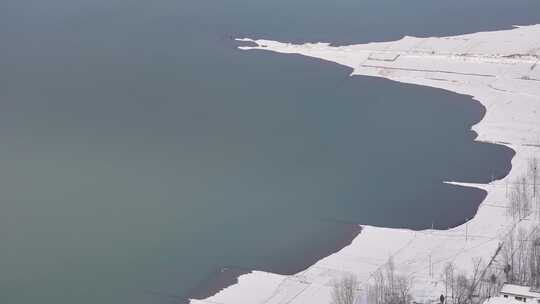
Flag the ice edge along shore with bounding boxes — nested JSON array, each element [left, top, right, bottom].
[[191, 25, 540, 304]]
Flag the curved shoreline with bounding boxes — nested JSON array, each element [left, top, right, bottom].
[[190, 25, 540, 303], [186, 185, 494, 303], [187, 224, 362, 302], [183, 68, 512, 304]]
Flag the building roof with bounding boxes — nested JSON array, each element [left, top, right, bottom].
[[485, 296, 526, 304], [500, 284, 540, 298]]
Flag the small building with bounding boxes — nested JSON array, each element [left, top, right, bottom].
[[500, 284, 540, 303]]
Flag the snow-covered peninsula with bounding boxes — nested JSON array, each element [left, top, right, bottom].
[[191, 25, 540, 304]]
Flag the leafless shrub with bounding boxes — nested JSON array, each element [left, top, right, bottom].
[[507, 176, 532, 220], [452, 272, 470, 304], [442, 257, 502, 304], [528, 157, 539, 219], [529, 157, 538, 199], [331, 274, 359, 304], [442, 262, 456, 301], [368, 257, 412, 304]]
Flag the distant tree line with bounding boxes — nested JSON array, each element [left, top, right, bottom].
[[507, 157, 539, 220], [502, 157, 540, 288], [367, 258, 413, 304], [501, 225, 540, 289]]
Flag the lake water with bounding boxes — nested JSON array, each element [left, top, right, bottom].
[[1, 0, 539, 303]]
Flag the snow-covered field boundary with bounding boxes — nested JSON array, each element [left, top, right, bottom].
[[191, 25, 540, 304]]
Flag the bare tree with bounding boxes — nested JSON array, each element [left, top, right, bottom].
[[386, 257, 396, 299], [531, 235, 540, 289], [331, 274, 359, 304], [528, 157, 540, 220], [520, 177, 532, 218], [394, 275, 413, 304], [442, 262, 455, 302], [370, 269, 386, 304], [454, 273, 470, 304], [466, 257, 486, 303], [499, 225, 540, 287], [516, 227, 530, 284], [440, 255, 507, 304], [368, 258, 413, 304], [526, 226, 540, 289], [507, 183, 522, 220], [507, 176, 533, 220], [502, 228, 517, 283], [529, 157, 538, 199], [485, 273, 500, 298]]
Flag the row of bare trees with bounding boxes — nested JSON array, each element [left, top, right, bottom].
[[441, 258, 497, 304], [501, 225, 540, 289], [367, 258, 413, 304], [329, 229, 540, 304], [501, 157, 540, 287], [530, 157, 538, 200], [507, 158, 539, 220], [331, 275, 359, 304], [330, 258, 413, 304]]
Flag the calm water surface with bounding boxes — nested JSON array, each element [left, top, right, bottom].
[[1, 0, 539, 303]]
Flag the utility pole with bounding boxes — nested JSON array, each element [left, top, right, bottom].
[[429, 254, 432, 278], [533, 159, 537, 198], [465, 219, 469, 242]]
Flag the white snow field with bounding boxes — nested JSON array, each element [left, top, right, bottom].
[[191, 25, 540, 304]]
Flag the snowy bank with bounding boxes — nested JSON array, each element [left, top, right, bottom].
[[191, 25, 540, 304]]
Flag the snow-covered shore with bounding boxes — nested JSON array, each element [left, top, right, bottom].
[[191, 25, 540, 304]]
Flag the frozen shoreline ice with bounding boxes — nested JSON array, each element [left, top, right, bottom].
[[191, 25, 540, 304]]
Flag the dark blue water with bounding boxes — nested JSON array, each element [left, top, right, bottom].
[[1, 0, 538, 303]]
